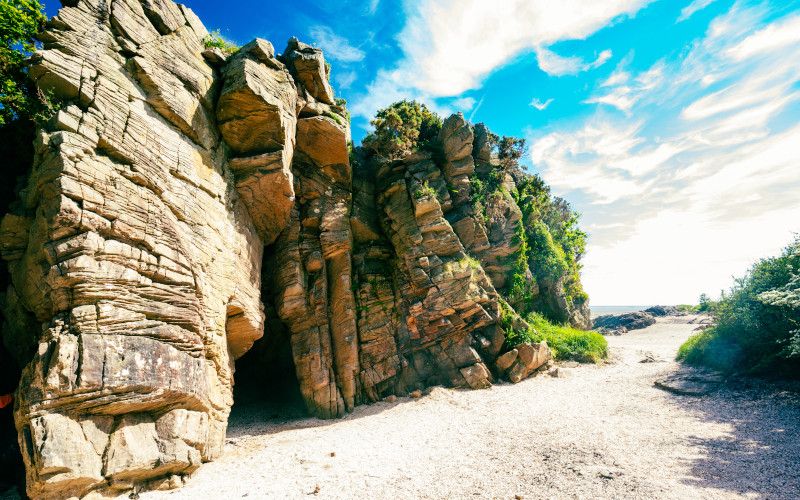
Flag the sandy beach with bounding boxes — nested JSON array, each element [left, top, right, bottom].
[[142, 315, 800, 499]]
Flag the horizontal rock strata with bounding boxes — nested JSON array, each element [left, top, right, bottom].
[[0, 0, 590, 497]]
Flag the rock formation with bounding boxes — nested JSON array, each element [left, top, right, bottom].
[[0, 1, 590, 497], [593, 311, 656, 333]]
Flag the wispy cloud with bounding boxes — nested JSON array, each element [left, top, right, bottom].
[[530, 98, 554, 110], [584, 63, 664, 112], [366, 0, 380, 15], [531, 3, 800, 304], [535, 47, 613, 76], [335, 70, 358, 90], [453, 97, 476, 110], [726, 13, 800, 60], [677, 0, 718, 22], [308, 25, 365, 62], [350, 0, 651, 119]]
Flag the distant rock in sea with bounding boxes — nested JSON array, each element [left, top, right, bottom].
[[644, 305, 680, 317], [592, 312, 656, 334]]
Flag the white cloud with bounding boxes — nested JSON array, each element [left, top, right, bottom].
[[350, 0, 650, 119], [681, 77, 788, 121], [335, 70, 358, 90], [677, 0, 717, 22], [530, 98, 554, 110], [535, 47, 613, 76], [593, 49, 614, 69], [585, 63, 664, 112], [308, 25, 365, 62], [402, 0, 643, 94], [532, 4, 800, 304], [535, 47, 586, 76], [726, 14, 800, 60], [601, 70, 630, 87], [582, 206, 800, 305], [584, 90, 636, 112], [531, 122, 653, 204], [453, 97, 476, 110]]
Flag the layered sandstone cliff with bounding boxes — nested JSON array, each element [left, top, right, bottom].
[[0, 1, 589, 497]]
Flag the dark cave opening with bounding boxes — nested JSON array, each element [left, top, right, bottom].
[[229, 307, 309, 426], [0, 335, 25, 498]]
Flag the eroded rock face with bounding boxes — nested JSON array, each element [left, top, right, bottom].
[[1, 1, 267, 497], [0, 1, 590, 496]]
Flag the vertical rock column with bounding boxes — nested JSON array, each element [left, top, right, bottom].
[[264, 39, 359, 418]]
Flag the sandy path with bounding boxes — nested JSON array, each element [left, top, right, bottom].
[[143, 315, 800, 499]]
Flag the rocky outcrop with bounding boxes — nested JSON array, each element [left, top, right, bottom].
[[0, 1, 591, 497], [593, 312, 656, 333], [1, 1, 269, 497], [644, 305, 680, 317], [495, 342, 553, 383]]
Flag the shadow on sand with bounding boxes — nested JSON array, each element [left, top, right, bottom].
[[226, 389, 423, 440], [663, 367, 800, 498]]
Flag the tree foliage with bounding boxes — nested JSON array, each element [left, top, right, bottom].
[[362, 100, 441, 158], [473, 131, 588, 321], [0, 0, 48, 125], [678, 237, 800, 378]]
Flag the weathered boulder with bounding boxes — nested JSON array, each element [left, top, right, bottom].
[[283, 37, 334, 105], [217, 48, 297, 156], [504, 342, 553, 383]]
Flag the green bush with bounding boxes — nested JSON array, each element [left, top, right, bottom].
[[525, 313, 608, 363], [678, 238, 800, 378], [500, 303, 607, 363], [362, 100, 442, 159], [0, 0, 58, 216], [203, 30, 239, 55], [528, 220, 569, 285]]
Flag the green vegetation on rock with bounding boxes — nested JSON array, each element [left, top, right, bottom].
[[473, 134, 587, 320], [203, 29, 240, 55], [526, 312, 607, 363], [500, 299, 607, 362], [362, 99, 441, 158], [678, 237, 800, 378]]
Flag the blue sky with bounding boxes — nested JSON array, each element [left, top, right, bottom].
[[45, 0, 800, 305]]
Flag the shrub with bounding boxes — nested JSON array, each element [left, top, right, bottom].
[[0, 0, 58, 216], [678, 237, 800, 378], [362, 100, 442, 159], [325, 111, 344, 127], [203, 30, 239, 55], [528, 220, 569, 284], [525, 313, 608, 363], [414, 180, 436, 199], [499, 300, 606, 363]]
